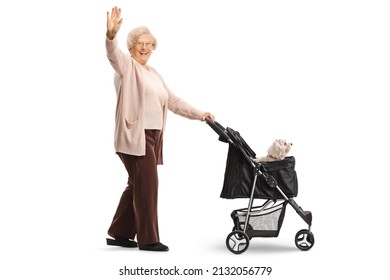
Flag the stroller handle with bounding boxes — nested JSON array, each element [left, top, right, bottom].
[[205, 117, 230, 143]]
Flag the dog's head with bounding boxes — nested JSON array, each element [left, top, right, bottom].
[[267, 139, 292, 160]]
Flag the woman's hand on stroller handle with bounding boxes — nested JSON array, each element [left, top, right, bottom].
[[201, 112, 215, 122]]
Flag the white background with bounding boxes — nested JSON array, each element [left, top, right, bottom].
[[1, 0, 389, 279]]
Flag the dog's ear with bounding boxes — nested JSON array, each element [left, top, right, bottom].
[[276, 142, 286, 159], [267, 140, 281, 159], [267, 140, 277, 155], [277, 139, 292, 158]]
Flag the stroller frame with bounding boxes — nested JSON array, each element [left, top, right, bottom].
[[206, 118, 314, 254]]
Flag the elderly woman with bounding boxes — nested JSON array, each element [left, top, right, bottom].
[[105, 7, 215, 252]]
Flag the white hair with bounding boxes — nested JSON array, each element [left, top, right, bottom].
[[126, 26, 158, 51]]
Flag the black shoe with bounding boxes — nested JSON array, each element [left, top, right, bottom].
[[106, 237, 138, 248], [139, 242, 169, 252]]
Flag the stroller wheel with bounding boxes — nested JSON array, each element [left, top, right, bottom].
[[232, 222, 253, 240], [226, 230, 250, 254], [295, 229, 315, 251]]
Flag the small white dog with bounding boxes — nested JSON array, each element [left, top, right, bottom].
[[256, 139, 292, 163]]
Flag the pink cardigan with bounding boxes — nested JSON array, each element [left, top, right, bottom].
[[106, 36, 205, 164]]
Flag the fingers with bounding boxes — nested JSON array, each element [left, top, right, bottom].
[[107, 6, 122, 21], [110, 6, 121, 20], [107, 7, 123, 29], [106, 7, 123, 39], [201, 112, 215, 122]]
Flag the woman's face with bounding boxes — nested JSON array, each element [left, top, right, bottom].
[[131, 34, 154, 65]]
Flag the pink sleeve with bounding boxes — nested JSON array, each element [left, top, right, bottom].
[[106, 36, 132, 75], [167, 90, 205, 120]]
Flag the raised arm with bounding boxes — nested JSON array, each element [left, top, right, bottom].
[[105, 7, 130, 75]]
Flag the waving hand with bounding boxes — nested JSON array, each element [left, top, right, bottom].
[[106, 7, 123, 40]]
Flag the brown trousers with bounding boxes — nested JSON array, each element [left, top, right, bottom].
[[108, 130, 162, 245]]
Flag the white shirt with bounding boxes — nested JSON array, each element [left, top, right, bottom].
[[142, 68, 169, 129]]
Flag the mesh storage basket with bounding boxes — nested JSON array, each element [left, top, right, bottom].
[[232, 202, 287, 237]]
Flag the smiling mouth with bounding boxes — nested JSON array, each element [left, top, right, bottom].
[[140, 51, 148, 56]]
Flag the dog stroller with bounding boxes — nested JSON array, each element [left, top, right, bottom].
[[206, 118, 314, 254]]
